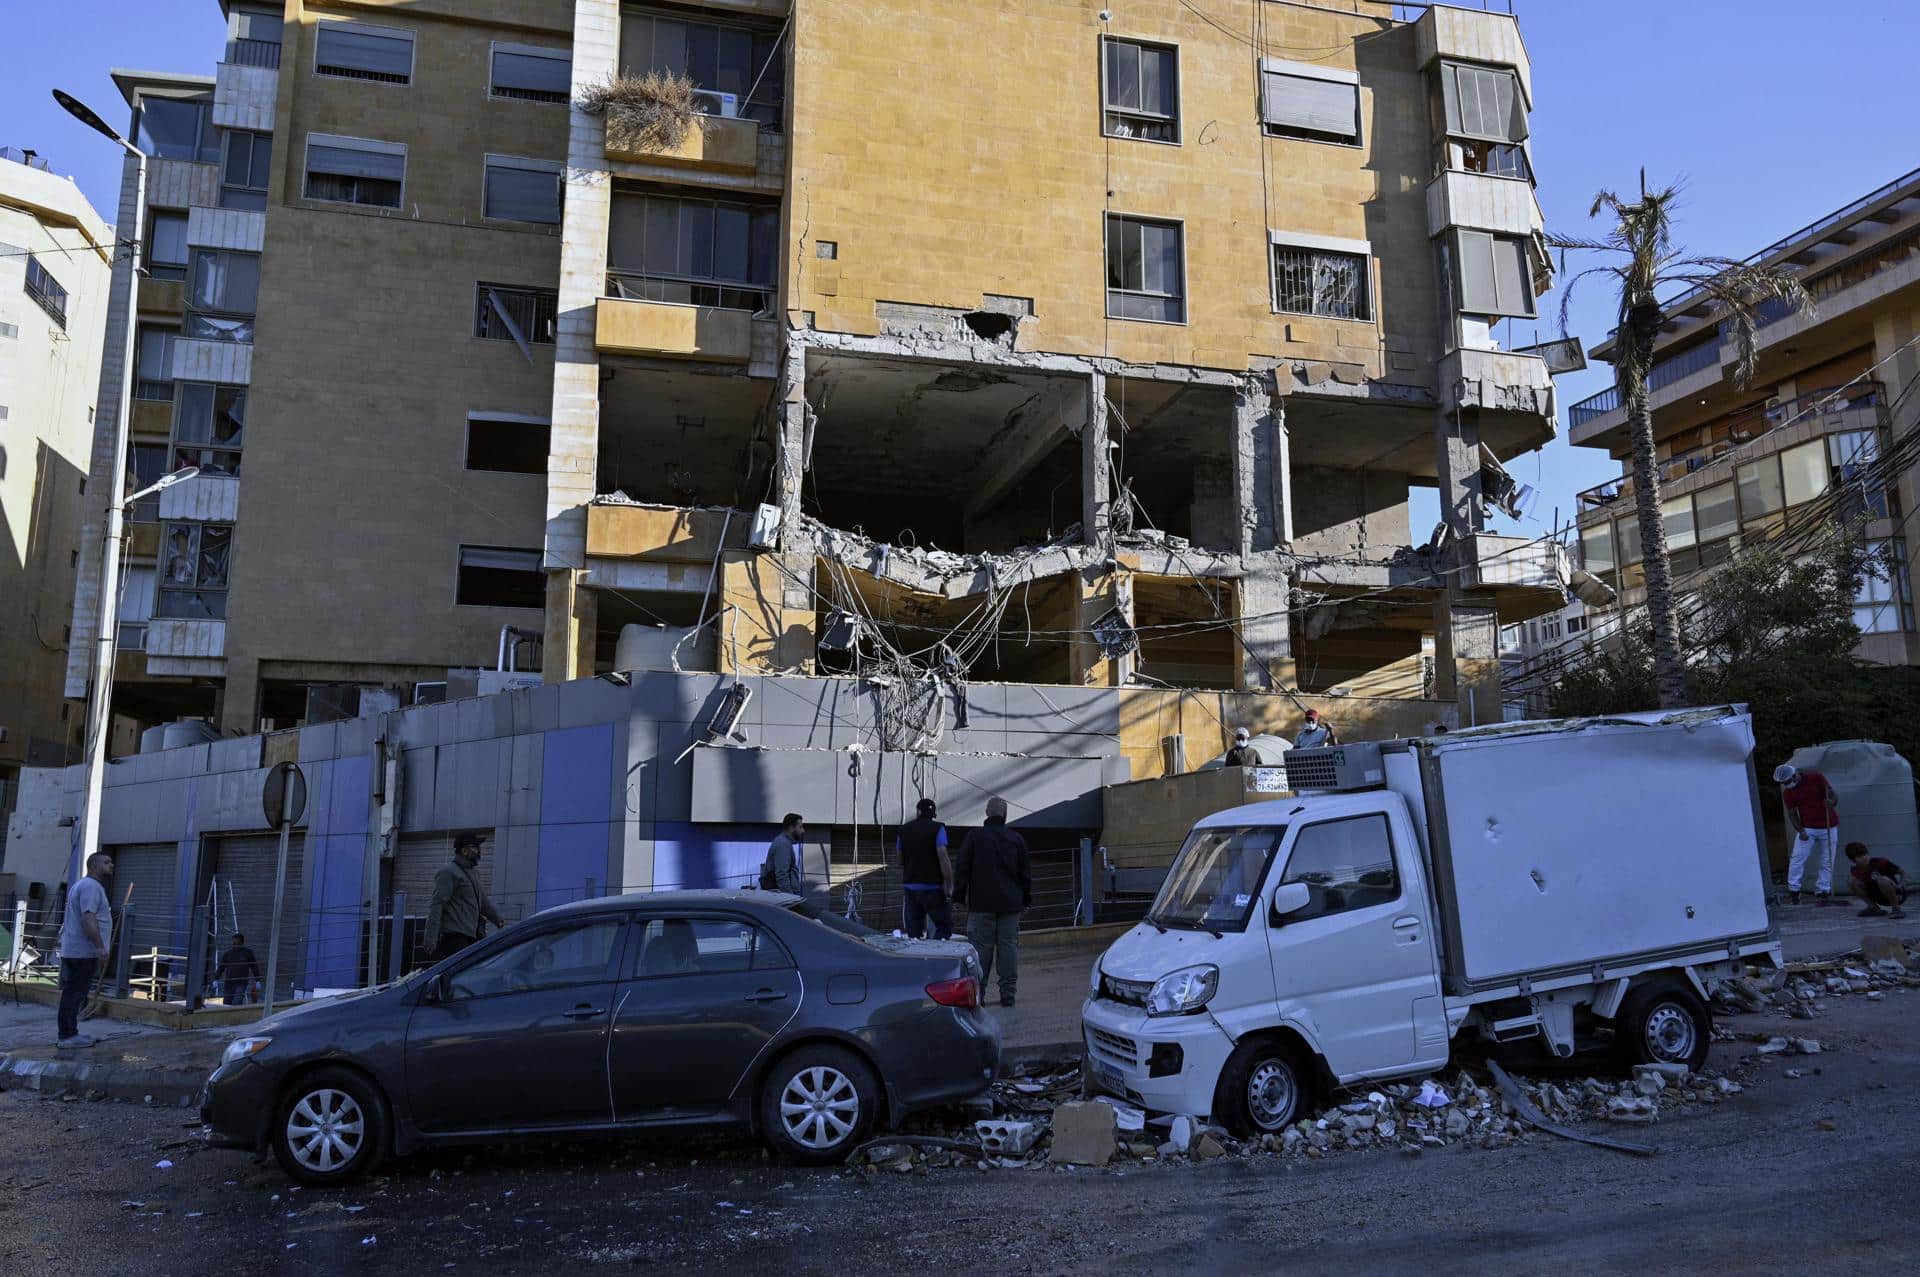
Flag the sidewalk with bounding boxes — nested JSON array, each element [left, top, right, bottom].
[[2, 908, 1909, 1109]]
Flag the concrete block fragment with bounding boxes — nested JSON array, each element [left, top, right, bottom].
[[975, 1120, 1038, 1156], [1048, 1102, 1116, 1166], [1860, 935, 1910, 965]]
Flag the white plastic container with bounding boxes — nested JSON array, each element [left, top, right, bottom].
[[1786, 740, 1919, 881]]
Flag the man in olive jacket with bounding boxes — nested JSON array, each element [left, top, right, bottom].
[[423, 832, 505, 963], [954, 796, 1031, 1007]]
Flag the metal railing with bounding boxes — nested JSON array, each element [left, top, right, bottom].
[[224, 37, 282, 69], [1569, 337, 1723, 427], [604, 269, 772, 315], [0, 146, 52, 172]]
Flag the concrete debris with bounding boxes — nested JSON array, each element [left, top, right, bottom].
[[1092, 1096, 1147, 1133], [1169, 1115, 1195, 1154], [1757, 1037, 1792, 1054], [1048, 1102, 1118, 1167], [1606, 1096, 1659, 1124], [1192, 1133, 1227, 1160], [974, 1120, 1038, 1156], [1859, 935, 1913, 966], [1790, 1039, 1823, 1055], [1413, 1080, 1451, 1108]]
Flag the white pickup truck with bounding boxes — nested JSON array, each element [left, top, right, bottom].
[[1082, 707, 1781, 1136]]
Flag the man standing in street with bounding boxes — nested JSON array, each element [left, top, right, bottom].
[[57, 852, 114, 1050], [1294, 709, 1336, 750], [215, 932, 260, 1004], [955, 796, 1030, 1007], [423, 832, 505, 963], [1776, 764, 1840, 906], [896, 798, 954, 939]]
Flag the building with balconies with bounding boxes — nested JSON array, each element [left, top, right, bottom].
[[1568, 164, 1920, 666]]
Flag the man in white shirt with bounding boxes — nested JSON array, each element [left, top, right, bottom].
[[57, 852, 115, 1049]]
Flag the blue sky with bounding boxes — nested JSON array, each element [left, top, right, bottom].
[[3, 0, 1915, 539]]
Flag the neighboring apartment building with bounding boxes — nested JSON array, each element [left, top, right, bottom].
[[1498, 595, 1589, 719], [66, 1, 571, 742], [1568, 164, 1920, 664], [544, 0, 1567, 737], [0, 146, 114, 841]]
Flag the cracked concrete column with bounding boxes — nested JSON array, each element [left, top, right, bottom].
[[1082, 370, 1111, 553], [1434, 407, 1485, 541], [1430, 590, 1500, 722], [1234, 372, 1291, 555], [775, 338, 809, 541], [1234, 568, 1293, 692]]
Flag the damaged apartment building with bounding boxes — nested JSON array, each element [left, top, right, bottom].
[[547, 0, 1567, 733]]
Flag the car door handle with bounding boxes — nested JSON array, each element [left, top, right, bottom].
[[744, 989, 789, 1004], [562, 1004, 606, 1020], [1392, 916, 1421, 930]]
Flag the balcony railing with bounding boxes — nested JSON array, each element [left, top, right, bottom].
[[225, 38, 282, 68], [0, 145, 52, 171], [1568, 336, 1725, 426], [606, 270, 771, 315]]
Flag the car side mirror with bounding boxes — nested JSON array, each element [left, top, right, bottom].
[[1271, 881, 1311, 923], [424, 973, 449, 1004]]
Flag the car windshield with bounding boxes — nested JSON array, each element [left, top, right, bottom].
[[1148, 825, 1286, 931]]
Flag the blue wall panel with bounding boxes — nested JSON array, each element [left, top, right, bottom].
[[303, 756, 372, 991], [652, 821, 780, 892], [536, 724, 615, 910]]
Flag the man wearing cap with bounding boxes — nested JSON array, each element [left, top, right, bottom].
[[1224, 728, 1258, 767], [1294, 709, 1336, 750], [423, 832, 506, 963], [1776, 764, 1840, 906]]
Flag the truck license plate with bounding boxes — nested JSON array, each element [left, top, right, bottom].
[[1092, 1062, 1125, 1095]]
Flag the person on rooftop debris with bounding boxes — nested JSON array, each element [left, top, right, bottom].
[[215, 932, 260, 1004], [1294, 709, 1336, 750], [56, 851, 114, 1050], [1223, 728, 1258, 767], [1845, 842, 1908, 919], [896, 798, 955, 940], [955, 796, 1031, 1008], [423, 832, 505, 963], [1775, 763, 1840, 906]]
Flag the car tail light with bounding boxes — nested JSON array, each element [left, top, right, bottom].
[[926, 976, 980, 1008]]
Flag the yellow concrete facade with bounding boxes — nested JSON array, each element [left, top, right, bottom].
[[594, 296, 753, 362]]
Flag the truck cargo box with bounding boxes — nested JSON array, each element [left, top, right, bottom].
[[1383, 707, 1773, 992]]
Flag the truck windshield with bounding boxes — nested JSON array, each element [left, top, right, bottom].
[[1148, 825, 1286, 931]]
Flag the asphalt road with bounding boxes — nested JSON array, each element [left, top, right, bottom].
[[3, 992, 1916, 1276]]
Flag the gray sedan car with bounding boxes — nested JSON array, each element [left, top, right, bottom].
[[201, 891, 998, 1184]]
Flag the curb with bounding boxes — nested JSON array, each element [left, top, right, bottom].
[[1, 1051, 205, 1107]]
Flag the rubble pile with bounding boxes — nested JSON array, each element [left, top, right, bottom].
[[1712, 940, 1920, 1021]]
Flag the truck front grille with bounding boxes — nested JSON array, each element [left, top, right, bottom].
[[1088, 1026, 1140, 1068]]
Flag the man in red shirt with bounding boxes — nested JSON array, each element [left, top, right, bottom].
[[1845, 842, 1908, 919], [1774, 764, 1840, 905]]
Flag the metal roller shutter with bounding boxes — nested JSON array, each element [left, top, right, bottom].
[[105, 843, 180, 958], [209, 832, 307, 999], [391, 831, 497, 913]]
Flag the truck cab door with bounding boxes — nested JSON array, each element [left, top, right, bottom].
[[1264, 808, 1446, 1080]]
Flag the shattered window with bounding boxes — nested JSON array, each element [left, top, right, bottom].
[[1150, 826, 1284, 931], [1103, 37, 1179, 143], [157, 521, 233, 619], [1272, 244, 1370, 321], [186, 250, 260, 344], [474, 284, 558, 344], [1105, 213, 1185, 324], [174, 383, 245, 476]]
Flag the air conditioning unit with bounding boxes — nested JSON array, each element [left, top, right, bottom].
[[412, 681, 447, 706], [690, 89, 740, 118]]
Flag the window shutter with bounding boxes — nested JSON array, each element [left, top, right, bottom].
[[1456, 229, 1497, 313], [1491, 234, 1532, 316], [1262, 72, 1358, 140], [309, 143, 405, 181], [317, 26, 412, 78]]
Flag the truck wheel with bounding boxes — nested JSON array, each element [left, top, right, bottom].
[[1216, 1039, 1310, 1137], [1616, 981, 1711, 1071]]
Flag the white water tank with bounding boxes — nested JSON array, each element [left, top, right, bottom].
[[1786, 740, 1919, 881], [616, 623, 712, 673]]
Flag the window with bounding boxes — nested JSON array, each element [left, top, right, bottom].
[[1105, 213, 1185, 324], [1830, 429, 1890, 521], [1856, 540, 1915, 634], [128, 442, 167, 524], [117, 566, 156, 650], [146, 211, 190, 281], [1450, 228, 1534, 318], [466, 415, 550, 475], [1694, 481, 1739, 544], [314, 22, 413, 85], [136, 325, 176, 400], [1781, 440, 1830, 508], [1150, 826, 1285, 931], [134, 96, 219, 162], [228, 6, 283, 67], [607, 192, 780, 311], [1736, 455, 1785, 524], [24, 255, 68, 328], [1615, 515, 1642, 565], [631, 918, 786, 977], [1261, 59, 1361, 144], [186, 249, 260, 343], [1580, 518, 1616, 578], [474, 284, 558, 344], [1102, 37, 1179, 143], [1661, 494, 1695, 551], [446, 920, 624, 999], [221, 131, 272, 210], [620, 10, 786, 128], [1566, 614, 1588, 635], [457, 545, 544, 608], [1271, 239, 1370, 320], [483, 155, 562, 225], [1454, 137, 1531, 181], [1435, 61, 1527, 144], [303, 134, 405, 208], [492, 44, 571, 103], [174, 383, 245, 475], [158, 521, 232, 619], [1279, 814, 1400, 922]]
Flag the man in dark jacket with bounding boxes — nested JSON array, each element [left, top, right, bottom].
[[954, 795, 1031, 1007], [215, 932, 260, 1004], [896, 798, 954, 939], [423, 832, 505, 963]]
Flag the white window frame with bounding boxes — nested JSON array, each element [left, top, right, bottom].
[[302, 132, 408, 210], [1104, 211, 1188, 327], [1099, 35, 1182, 146], [481, 153, 565, 225], [489, 41, 572, 104], [313, 18, 416, 87], [1268, 230, 1374, 322], [1260, 56, 1362, 148]]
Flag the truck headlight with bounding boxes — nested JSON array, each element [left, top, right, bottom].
[[222, 1036, 272, 1065], [1089, 961, 1103, 998], [1145, 965, 1218, 1017]]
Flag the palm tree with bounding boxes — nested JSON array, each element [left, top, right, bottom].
[[1551, 175, 1809, 709]]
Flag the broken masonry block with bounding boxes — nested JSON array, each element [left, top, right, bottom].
[[974, 1120, 1038, 1157], [1047, 1102, 1117, 1167]]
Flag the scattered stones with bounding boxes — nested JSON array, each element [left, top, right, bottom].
[[1790, 1038, 1822, 1055], [1192, 1133, 1226, 1160], [1047, 1102, 1118, 1167]]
